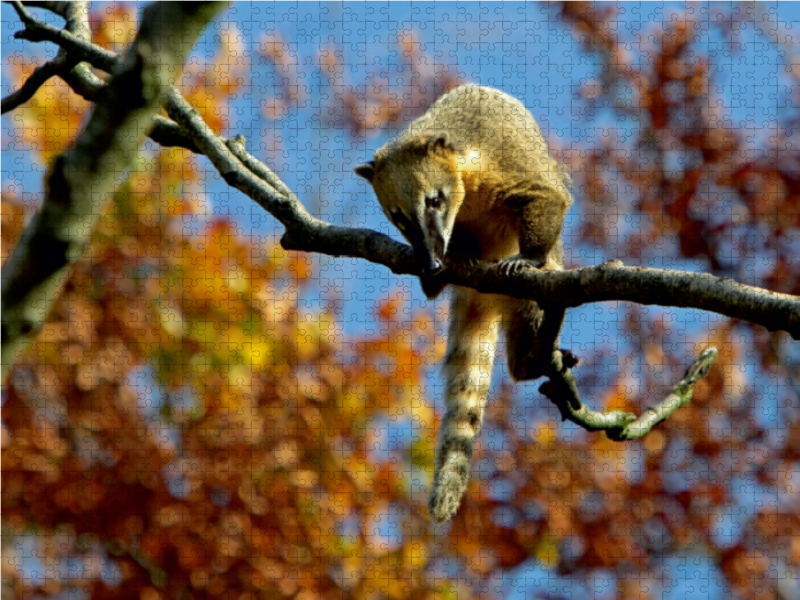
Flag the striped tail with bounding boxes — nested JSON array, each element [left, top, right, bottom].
[[428, 286, 500, 523]]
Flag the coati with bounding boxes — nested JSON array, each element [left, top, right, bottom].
[[354, 84, 572, 523]]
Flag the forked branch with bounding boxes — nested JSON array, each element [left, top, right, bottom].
[[540, 346, 719, 441]]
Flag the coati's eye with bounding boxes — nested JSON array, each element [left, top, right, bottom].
[[426, 191, 446, 209]]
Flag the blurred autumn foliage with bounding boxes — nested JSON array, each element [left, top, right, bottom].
[[2, 3, 800, 600]]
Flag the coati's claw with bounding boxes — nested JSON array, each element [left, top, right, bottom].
[[496, 254, 544, 276]]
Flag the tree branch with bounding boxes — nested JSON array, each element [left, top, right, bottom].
[[1, 53, 70, 114], [19, 2, 73, 18], [53, 64, 205, 153], [430, 259, 800, 339], [9, 0, 117, 71], [1, 1, 90, 114], [539, 346, 719, 440], [162, 87, 312, 230], [0, 1, 226, 379]]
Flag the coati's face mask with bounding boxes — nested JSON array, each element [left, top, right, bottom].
[[354, 133, 462, 276]]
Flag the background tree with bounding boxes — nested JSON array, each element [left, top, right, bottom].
[[2, 2, 799, 600]]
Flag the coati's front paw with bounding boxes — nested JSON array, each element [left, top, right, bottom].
[[496, 254, 544, 276], [428, 472, 468, 523]]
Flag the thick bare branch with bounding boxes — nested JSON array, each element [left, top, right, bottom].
[[437, 259, 800, 339], [296, 234, 800, 338], [1, 2, 226, 379]]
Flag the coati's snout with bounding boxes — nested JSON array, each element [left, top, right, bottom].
[[391, 205, 447, 275], [419, 255, 442, 275], [415, 242, 443, 275], [416, 203, 447, 274]]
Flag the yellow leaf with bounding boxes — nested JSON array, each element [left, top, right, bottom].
[[532, 422, 557, 449], [404, 541, 429, 570], [158, 301, 186, 338], [535, 536, 560, 569], [189, 319, 218, 345]]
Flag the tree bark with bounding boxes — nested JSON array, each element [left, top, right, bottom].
[[1, 1, 226, 379]]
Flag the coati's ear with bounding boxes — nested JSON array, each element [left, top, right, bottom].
[[354, 161, 376, 183], [427, 132, 454, 156]]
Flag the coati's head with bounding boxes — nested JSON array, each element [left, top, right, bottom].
[[354, 132, 463, 276]]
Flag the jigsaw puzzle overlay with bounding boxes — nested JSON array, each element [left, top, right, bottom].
[[2, 3, 799, 599]]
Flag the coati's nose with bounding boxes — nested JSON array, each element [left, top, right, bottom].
[[420, 257, 443, 275]]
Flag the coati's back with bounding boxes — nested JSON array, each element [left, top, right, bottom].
[[384, 84, 561, 188]]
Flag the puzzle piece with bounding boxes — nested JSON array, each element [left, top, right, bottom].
[[2, 3, 799, 600]]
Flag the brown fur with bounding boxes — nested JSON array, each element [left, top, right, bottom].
[[355, 85, 572, 522]]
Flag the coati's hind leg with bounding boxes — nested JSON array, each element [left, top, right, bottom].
[[429, 286, 501, 523], [504, 298, 564, 382], [504, 240, 567, 382]]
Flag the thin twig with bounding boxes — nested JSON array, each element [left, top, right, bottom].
[[616, 347, 719, 440], [162, 87, 311, 230], [10, 0, 118, 72], [2, 1, 92, 114], [539, 347, 719, 441], [20, 2, 72, 18], [1, 56, 69, 114], [225, 135, 298, 201]]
